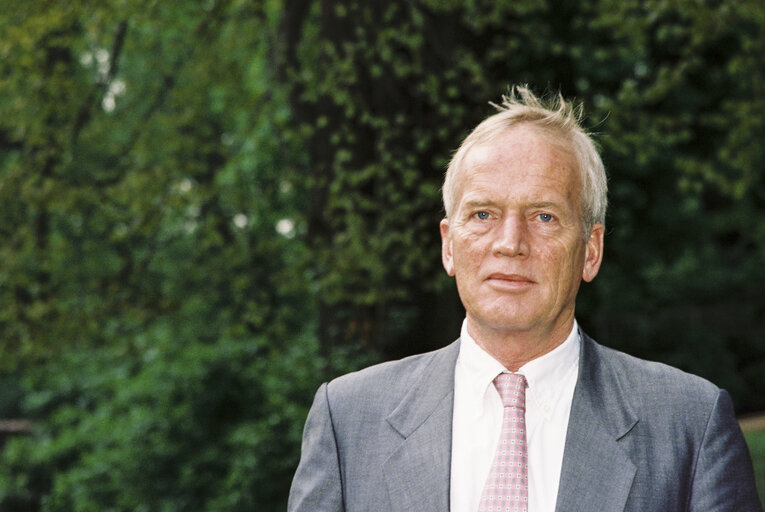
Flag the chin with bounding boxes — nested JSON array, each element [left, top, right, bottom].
[[471, 311, 540, 334]]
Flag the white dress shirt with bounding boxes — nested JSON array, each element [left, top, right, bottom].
[[450, 320, 580, 512]]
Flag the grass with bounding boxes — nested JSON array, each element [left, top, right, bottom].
[[744, 428, 765, 507]]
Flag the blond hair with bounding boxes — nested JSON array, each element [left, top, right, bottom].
[[442, 86, 607, 235]]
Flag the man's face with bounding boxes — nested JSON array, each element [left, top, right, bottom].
[[440, 123, 604, 342]]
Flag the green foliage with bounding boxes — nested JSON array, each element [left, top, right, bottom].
[[0, 0, 308, 361], [580, 0, 765, 411], [2, 0, 765, 509], [0, 0, 319, 509], [284, 0, 765, 411], [0, 332, 320, 511], [744, 428, 765, 508]]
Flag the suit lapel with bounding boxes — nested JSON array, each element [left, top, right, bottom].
[[379, 333, 640, 511], [383, 340, 460, 512], [555, 333, 638, 512]]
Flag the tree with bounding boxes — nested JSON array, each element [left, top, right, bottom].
[[282, 0, 765, 411], [2, 0, 764, 509], [0, 1, 320, 509]]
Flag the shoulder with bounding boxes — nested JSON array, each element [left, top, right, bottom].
[[326, 340, 460, 404], [580, 336, 761, 508], [582, 333, 724, 421], [588, 336, 720, 395]]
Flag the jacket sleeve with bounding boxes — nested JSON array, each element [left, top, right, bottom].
[[688, 389, 763, 511], [288, 383, 345, 512]]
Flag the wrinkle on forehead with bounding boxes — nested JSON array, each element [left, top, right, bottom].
[[464, 124, 576, 173], [455, 124, 583, 221]]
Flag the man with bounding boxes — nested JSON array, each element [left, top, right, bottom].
[[288, 86, 762, 511]]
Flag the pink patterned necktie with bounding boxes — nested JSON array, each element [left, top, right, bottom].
[[478, 372, 529, 512]]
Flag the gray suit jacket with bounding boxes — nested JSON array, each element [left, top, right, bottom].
[[288, 333, 762, 511]]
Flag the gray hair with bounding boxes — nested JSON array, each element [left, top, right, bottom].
[[442, 86, 607, 235]]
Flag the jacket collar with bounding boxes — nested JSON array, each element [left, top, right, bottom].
[[383, 340, 460, 512], [555, 331, 639, 512], [380, 332, 641, 512]]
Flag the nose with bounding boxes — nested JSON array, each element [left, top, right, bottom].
[[492, 214, 529, 257]]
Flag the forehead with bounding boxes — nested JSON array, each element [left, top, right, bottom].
[[457, 124, 580, 202]]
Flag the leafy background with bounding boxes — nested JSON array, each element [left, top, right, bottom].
[[1, 0, 763, 509]]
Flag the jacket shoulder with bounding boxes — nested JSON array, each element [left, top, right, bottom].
[[325, 340, 460, 412], [585, 335, 722, 411]]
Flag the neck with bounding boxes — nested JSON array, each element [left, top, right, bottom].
[[466, 315, 575, 371]]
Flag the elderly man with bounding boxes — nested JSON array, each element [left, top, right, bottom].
[[288, 87, 762, 512]]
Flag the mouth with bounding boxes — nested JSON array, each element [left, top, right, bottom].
[[485, 273, 536, 290]]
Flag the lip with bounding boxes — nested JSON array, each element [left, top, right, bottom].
[[485, 272, 536, 289]]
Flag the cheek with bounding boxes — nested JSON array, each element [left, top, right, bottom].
[[450, 243, 484, 280], [454, 231, 487, 256], [536, 237, 584, 280], [453, 246, 478, 271]]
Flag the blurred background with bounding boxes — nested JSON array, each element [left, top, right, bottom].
[[1, 0, 764, 509]]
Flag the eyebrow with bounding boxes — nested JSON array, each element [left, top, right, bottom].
[[462, 199, 565, 210], [462, 199, 496, 209], [527, 201, 564, 210]]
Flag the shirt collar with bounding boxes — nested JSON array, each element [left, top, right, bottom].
[[518, 322, 580, 418], [456, 319, 581, 418], [457, 320, 507, 413]]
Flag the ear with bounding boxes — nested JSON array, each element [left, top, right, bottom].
[[440, 218, 455, 276], [582, 223, 605, 283]]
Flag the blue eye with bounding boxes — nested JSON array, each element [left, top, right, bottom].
[[539, 213, 553, 222], [476, 211, 490, 220]]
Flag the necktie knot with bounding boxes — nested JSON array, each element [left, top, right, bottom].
[[494, 372, 527, 409]]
